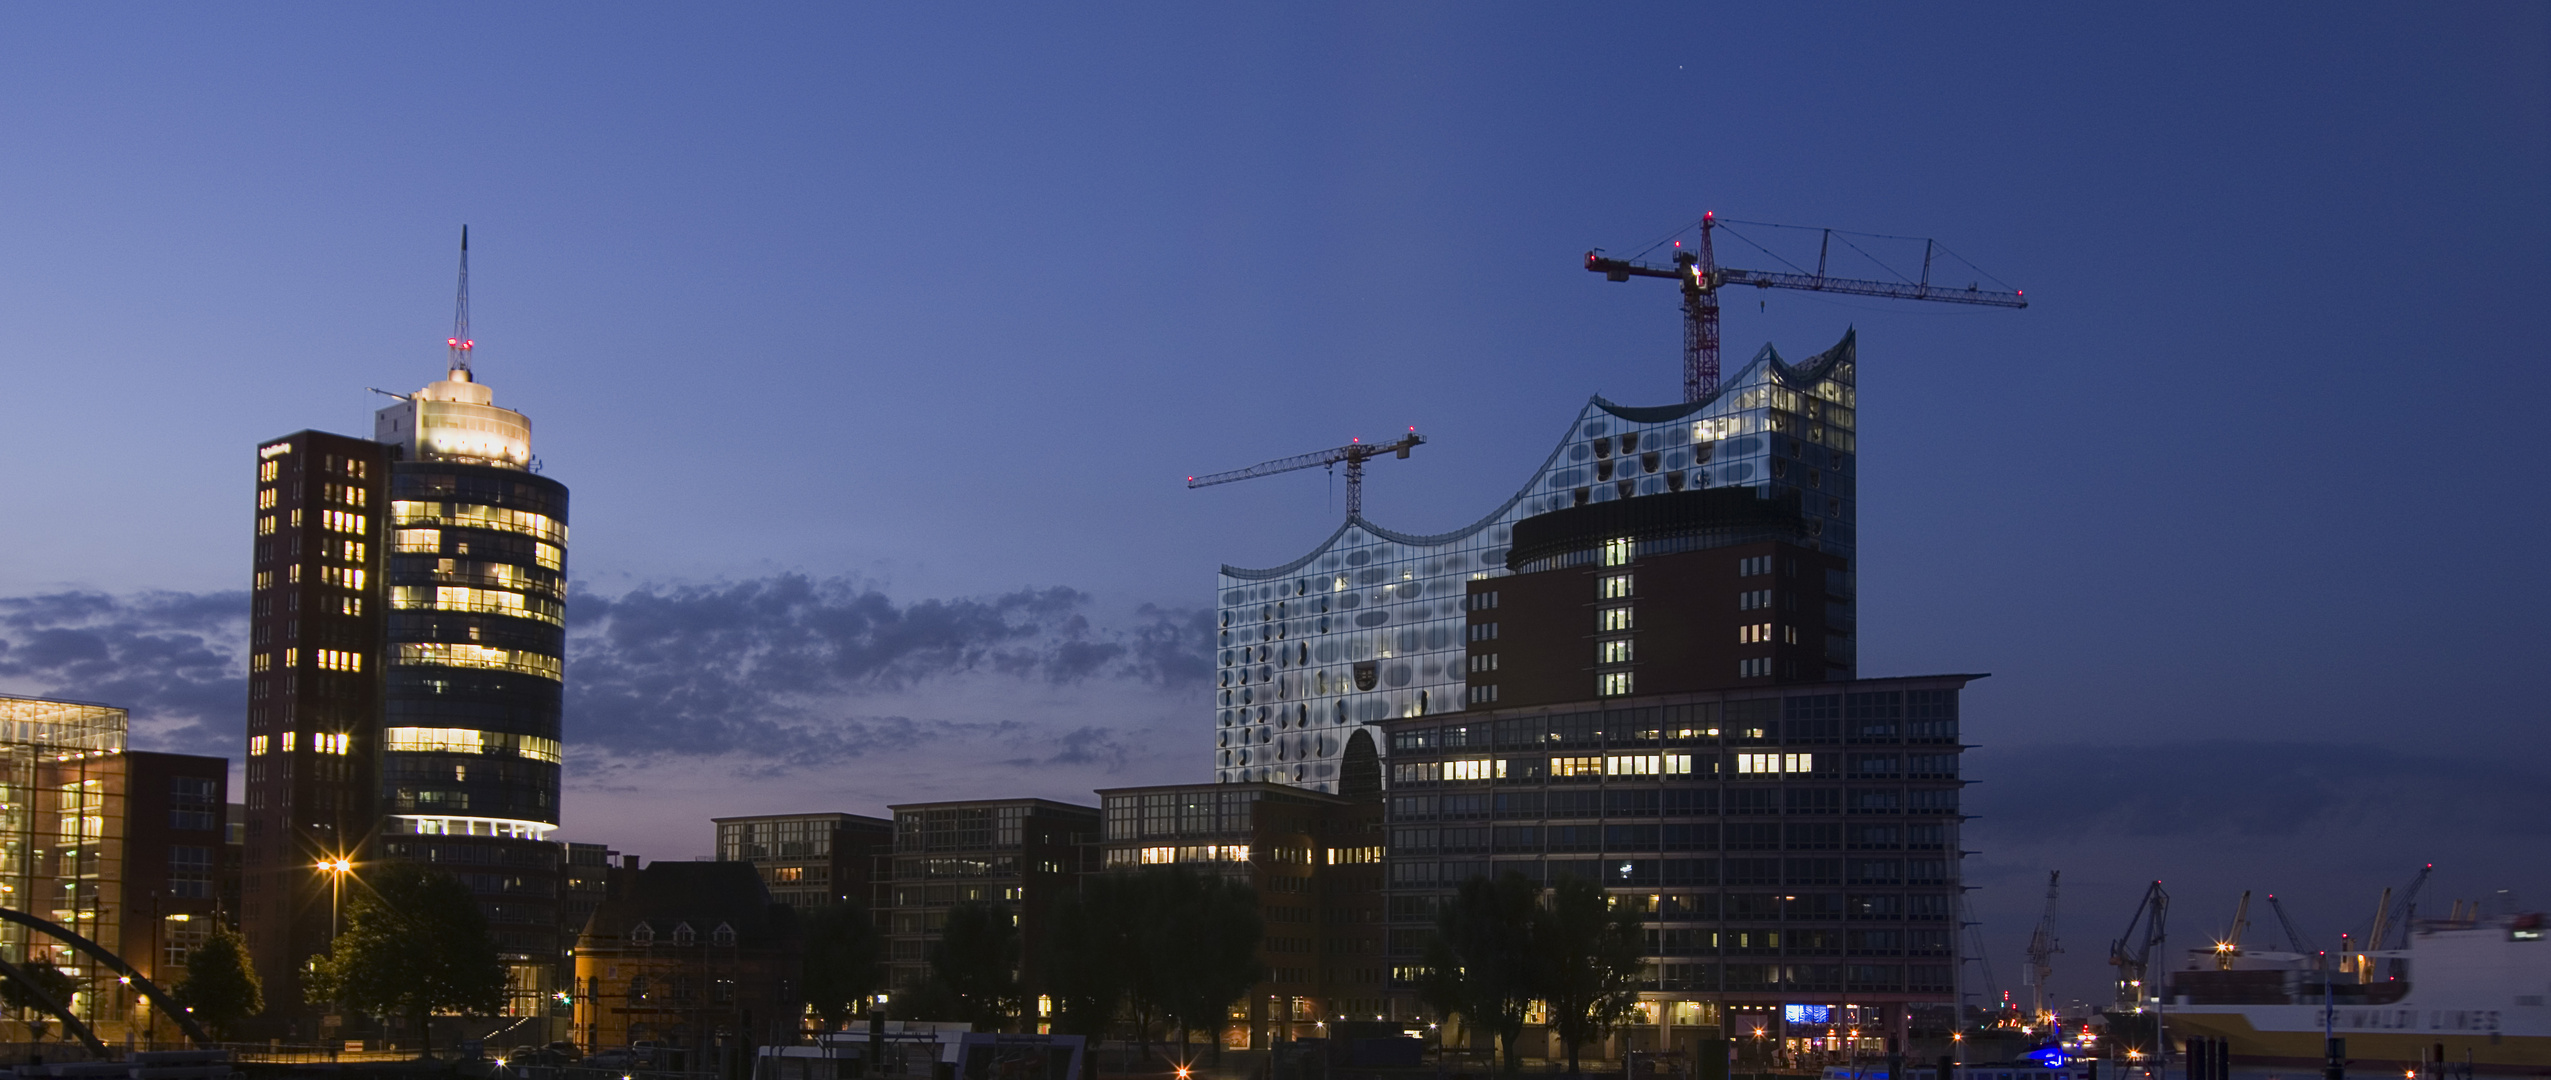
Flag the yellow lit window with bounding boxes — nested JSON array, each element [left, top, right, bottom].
[[250, 653, 271, 673], [1550, 755, 1604, 777], [256, 514, 276, 536], [391, 501, 567, 545], [1599, 607, 1633, 632], [312, 732, 349, 755], [1739, 623, 1772, 644], [772, 866, 804, 882], [254, 571, 274, 590], [1600, 574, 1632, 599], [282, 648, 297, 669], [286, 565, 300, 584], [534, 542, 563, 570], [248, 735, 270, 756], [395, 529, 439, 553], [390, 585, 562, 627], [1443, 758, 1503, 781], [320, 566, 365, 590], [393, 643, 563, 681], [383, 727, 563, 763], [1601, 537, 1634, 567], [1735, 752, 1814, 774], [257, 488, 277, 509], [1605, 754, 1659, 776], [280, 731, 297, 753], [314, 649, 363, 672], [1599, 671, 1634, 696], [323, 509, 365, 534], [1664, 753, 1693, 775], [1599, 639, 1633, 664], [258, 461, 279, 482]]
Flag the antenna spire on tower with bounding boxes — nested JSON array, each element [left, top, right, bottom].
[[446, 225, 474, 375]]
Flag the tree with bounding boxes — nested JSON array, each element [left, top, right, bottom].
[[928, 902, 1021, 1031], [173, 923, 264, 1039], [305, 864, 507, 1055], [1042, 876, 1136, 1039], [1419, 872, 1543, 1073], [801, 901, 886, 1032], [1, 958, 76, 1047], [1534, 877, 1646, 1077], [1144, 867, 1264, 1066]]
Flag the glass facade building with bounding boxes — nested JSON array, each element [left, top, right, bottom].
[[374, 366, 569, 1017], [1216, 332, 1861, 791]]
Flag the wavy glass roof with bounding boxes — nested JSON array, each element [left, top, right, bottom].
[[1212, 331, 1862, 792]]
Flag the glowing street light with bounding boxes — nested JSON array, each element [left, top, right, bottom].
[[318, 856, 355, 937]]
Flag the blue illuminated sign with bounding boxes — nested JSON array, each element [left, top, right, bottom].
[[1784, 1005, 1832, 1025]]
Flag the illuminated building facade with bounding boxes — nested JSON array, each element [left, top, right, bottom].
[[1215, 332, 1863, 791], [0, 695, 229, 1043], [1094, 782, 1385, 1048], [240, 429, 389, 1011], [240, 358, 570, 1028], [372, 364, 569, 1017]]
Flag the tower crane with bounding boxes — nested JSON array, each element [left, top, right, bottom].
[[1187, 430, 1425, 518], [2109, 880, 2171, 1011], [1585, 212, 2028, 402], [2024, 871, 2062, 1025], [2216, 891, 2253, 970]]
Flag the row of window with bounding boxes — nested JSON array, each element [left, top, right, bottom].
[[1391, 825, 1952, 858], [1388, 701, 1957, 751], [250, 648, 365, 674], [1385, 785, 1960, 816]]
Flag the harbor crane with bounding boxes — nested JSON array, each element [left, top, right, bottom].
[[1585, 212, 2028, 402], [2110, 880, 2171, 1011], [2216, 891, 2253, 970], [2359, 864, 2433, 982], [1188, 430, 1425, 518], [2268, 893, 2320, 962], [2023, 871, 2062, 1024]]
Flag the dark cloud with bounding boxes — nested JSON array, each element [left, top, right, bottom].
[[0, 590, 250, 757], [0, 577, 1212, 771], [562, 575, 1206, 765]]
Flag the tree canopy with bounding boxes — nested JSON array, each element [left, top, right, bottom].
[[1418, 872, 1542, 1073], [1534, 877, 1647, 1077], [173, 922, 264, 1039], [0, 959, 76, 1035], [305, 863, 507, 1053], [926, 902, 1021, 1031], [800, 900, 886, 1031], [1039, 867, 1265, 1061]]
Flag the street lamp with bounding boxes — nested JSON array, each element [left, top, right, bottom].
[[318, 856, 354, 937]]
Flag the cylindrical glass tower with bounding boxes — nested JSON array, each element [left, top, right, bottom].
[[374, 367, 567, 1017]]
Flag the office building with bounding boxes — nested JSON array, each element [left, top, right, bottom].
[[713, 813, 894, 910], [1214, 333, 1862, 791], [878, 799, 1098, 994], [0, 695, 228, 1043], [241, 247, 571, 1024], [1094, 782, 1385, 1048], [1375, 679, 1971, 1053]]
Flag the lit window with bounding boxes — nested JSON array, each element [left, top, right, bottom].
[[1598, 671, 1634, 696], [323, 509, 365, 534], [257, 489, 277, 510], [256, 515, 276, 536], [312, 732, 350, 755], [280, 731, 297, 753], [1599, 607, 1634, 632], [1739, 623, 1772, 644], [1443, 758, 1503, 781], [382, 726, 564, 764], [1601, 537, 1635, 567], [394, 643, 563, 681], [253, 571, 275, 591], [1605, 754, 1660, 776], [314, 649, 363, 673], [390, 585, 562, 627], [1550, 755, 1604, 777], [1600, 574, 1633, 599], [390, 501, 566, 545], [1736, 752, 1813, 774], [248, 735, 270, 756], [1599, 639, 1633, 664], [258, 461, 279, 482], [394, 529, 439, 553], [250, 653, 271, 673], [282, 647, 297, 669]]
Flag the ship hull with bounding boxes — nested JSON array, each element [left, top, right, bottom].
[[2169, 1007, 2551, 1076]]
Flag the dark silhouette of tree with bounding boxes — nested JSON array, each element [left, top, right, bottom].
[[172, 923, 264, 1039], [1534, 877, 1646, 1077], [1418, 872, 1542, 1073], [927, 902, 1021, 1031], [1, 958, 76, 1050], [305, 864, 506, 1055], [1042, 876, 1137, 1039], [1145, 867, 1264, 1066], [801, 901, 886, 1032]]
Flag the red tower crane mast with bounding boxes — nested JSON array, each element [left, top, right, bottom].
[[1585, 212, 2028, 402]]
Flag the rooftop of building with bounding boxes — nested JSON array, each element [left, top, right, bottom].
[[886, 797, 1097, 815], [712, 811, 892, 828], [578, 860, 797, 949], [1095, 780, 1359, 804]]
